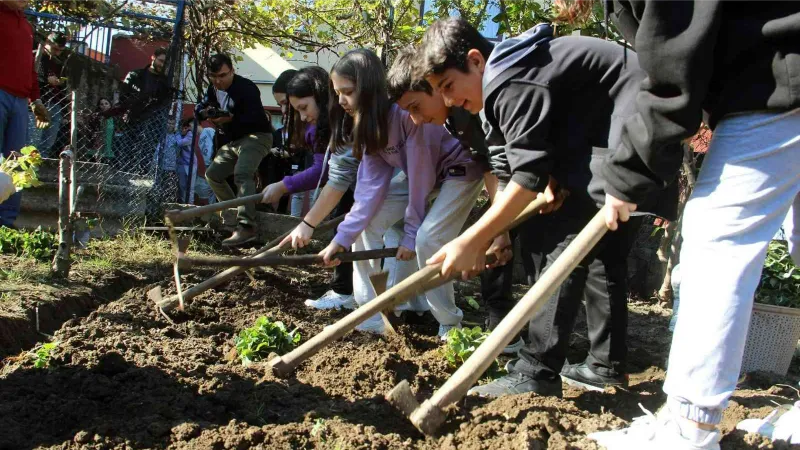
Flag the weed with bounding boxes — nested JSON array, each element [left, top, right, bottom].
[[0, 226, 57, 260], [311, 418, 327, 439], [30, 342, 57, 369], [235, 316, 301, 365]]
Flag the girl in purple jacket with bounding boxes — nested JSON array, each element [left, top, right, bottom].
[[320, 49, 484, 337], [261, 66, 330, 209]]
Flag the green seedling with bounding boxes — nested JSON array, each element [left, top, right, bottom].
[[756, 240, 800, 309], [235, 316, 301, 365], [31, 342, 57, 369], [441, 326, 504, 378]]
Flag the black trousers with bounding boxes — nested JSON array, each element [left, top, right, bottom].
[[329, 188, 355, 295], [513, 197, 642, 380], [481, 219, 547, 331]]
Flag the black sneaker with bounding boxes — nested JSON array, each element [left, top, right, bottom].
[[560, 362, 628, 392], [467, 372, 563, 399]]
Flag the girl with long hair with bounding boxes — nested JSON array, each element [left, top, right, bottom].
[[320, 48, 484, 336]]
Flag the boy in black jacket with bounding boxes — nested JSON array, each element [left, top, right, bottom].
[[417, 18, 675, 399], [199, 54, 273, 246], [387, 45, 544, 355]]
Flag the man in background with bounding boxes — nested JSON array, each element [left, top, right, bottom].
[[0, 0, 50, 228]]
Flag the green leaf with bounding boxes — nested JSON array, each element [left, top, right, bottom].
[[464, 296, 480, 311]]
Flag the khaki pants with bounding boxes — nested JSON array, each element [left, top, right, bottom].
[[205, 132, 271, 227]]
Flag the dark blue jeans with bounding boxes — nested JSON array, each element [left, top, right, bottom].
[[0, 88, 29, 227]]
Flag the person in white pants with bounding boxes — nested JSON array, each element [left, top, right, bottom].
[[352, 175, 484, 336]]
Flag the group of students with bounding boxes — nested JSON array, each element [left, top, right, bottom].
[[196, 1, 799, 448]]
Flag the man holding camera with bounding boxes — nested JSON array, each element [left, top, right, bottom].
[[199, 54, 273, 246]]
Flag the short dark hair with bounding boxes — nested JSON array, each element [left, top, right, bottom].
[[387, 45, 433, 102], [181, 117, 193, 127], [415, 17, 493, 79], [206, 54, 233, 73], [329, 48, 390, 160], [153, 47, 168, 58], [273, 69, 297, 94], [47, 32, 67, 47], [286, 66, 331, 154]]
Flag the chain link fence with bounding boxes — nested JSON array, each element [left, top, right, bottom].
[[22, 10, 184, 227]]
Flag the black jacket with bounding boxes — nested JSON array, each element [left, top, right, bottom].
[[603, 0, 800, 205], [446, 107, 516, 188], [482, 24, 678, 219], [198, 74, 272, 143], [121, 65, 171, 121]]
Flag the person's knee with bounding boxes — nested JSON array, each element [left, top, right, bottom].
[[415, 223, 440, 254], [205, 164, 225, 183], [233, 170, 255, 187]]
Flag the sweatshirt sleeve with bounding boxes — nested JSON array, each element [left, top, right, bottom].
[[603, 0, 722, 204], [326, 147, 359, 193], [333, 153, 393, 248], [400, 122, 443, 250], [489, 83, 555, 194], [282, 151, 328, 193], [178, 131, 193, 147]]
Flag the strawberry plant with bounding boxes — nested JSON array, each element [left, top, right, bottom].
[[0, 146, 43, 191], [756, 240, 800, 309], [235, 316, 301, 365]]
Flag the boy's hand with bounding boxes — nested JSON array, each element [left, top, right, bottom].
[[538, 176, 566, 214], [427, 235, 488, 281], [396, 246, 416, 261], [486, 232, 513, 267], [280, 221, 315, 249], [261, 181, 288, 204], [319, 241, 345, 267], [604, 193, 637, 231]]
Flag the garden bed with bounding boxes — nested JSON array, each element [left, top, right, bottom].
[[0, 236, 798, 449]]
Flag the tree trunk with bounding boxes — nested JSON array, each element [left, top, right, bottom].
[[51, 149, 74, 278]]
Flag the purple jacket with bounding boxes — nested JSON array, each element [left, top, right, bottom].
[[334, 104, 482, 250], [282, 124, 329, 193]]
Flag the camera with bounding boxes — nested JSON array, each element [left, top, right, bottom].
[[197, 107, 231, 121]]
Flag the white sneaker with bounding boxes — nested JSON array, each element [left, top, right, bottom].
[[589, 404, 721, 450], [438, 323, 462, 342], [502, 337, 525, 355], [304, 290, 356, 310], [354, 314, 385, 335], [736, 400, 800, 444]]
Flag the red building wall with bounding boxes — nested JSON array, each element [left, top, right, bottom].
[[109, 36, 170, 80]]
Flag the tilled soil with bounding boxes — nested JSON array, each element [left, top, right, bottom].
[[1, 263, 798, 450]]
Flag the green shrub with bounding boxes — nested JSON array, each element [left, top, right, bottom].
[[235, 316, 301, 365], [755, 240, 799, 309], [0, 226, 56, 260]]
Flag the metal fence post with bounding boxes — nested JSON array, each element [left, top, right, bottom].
[[52, 149, 74, 278]]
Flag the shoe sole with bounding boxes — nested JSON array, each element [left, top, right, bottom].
[[304, 301, 355, 311], [560, 375, 626, 393]]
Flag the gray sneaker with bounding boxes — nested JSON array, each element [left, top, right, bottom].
[[467, 372, 563, 399]]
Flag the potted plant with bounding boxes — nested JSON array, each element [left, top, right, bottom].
[[741, 240, 800, 376]]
